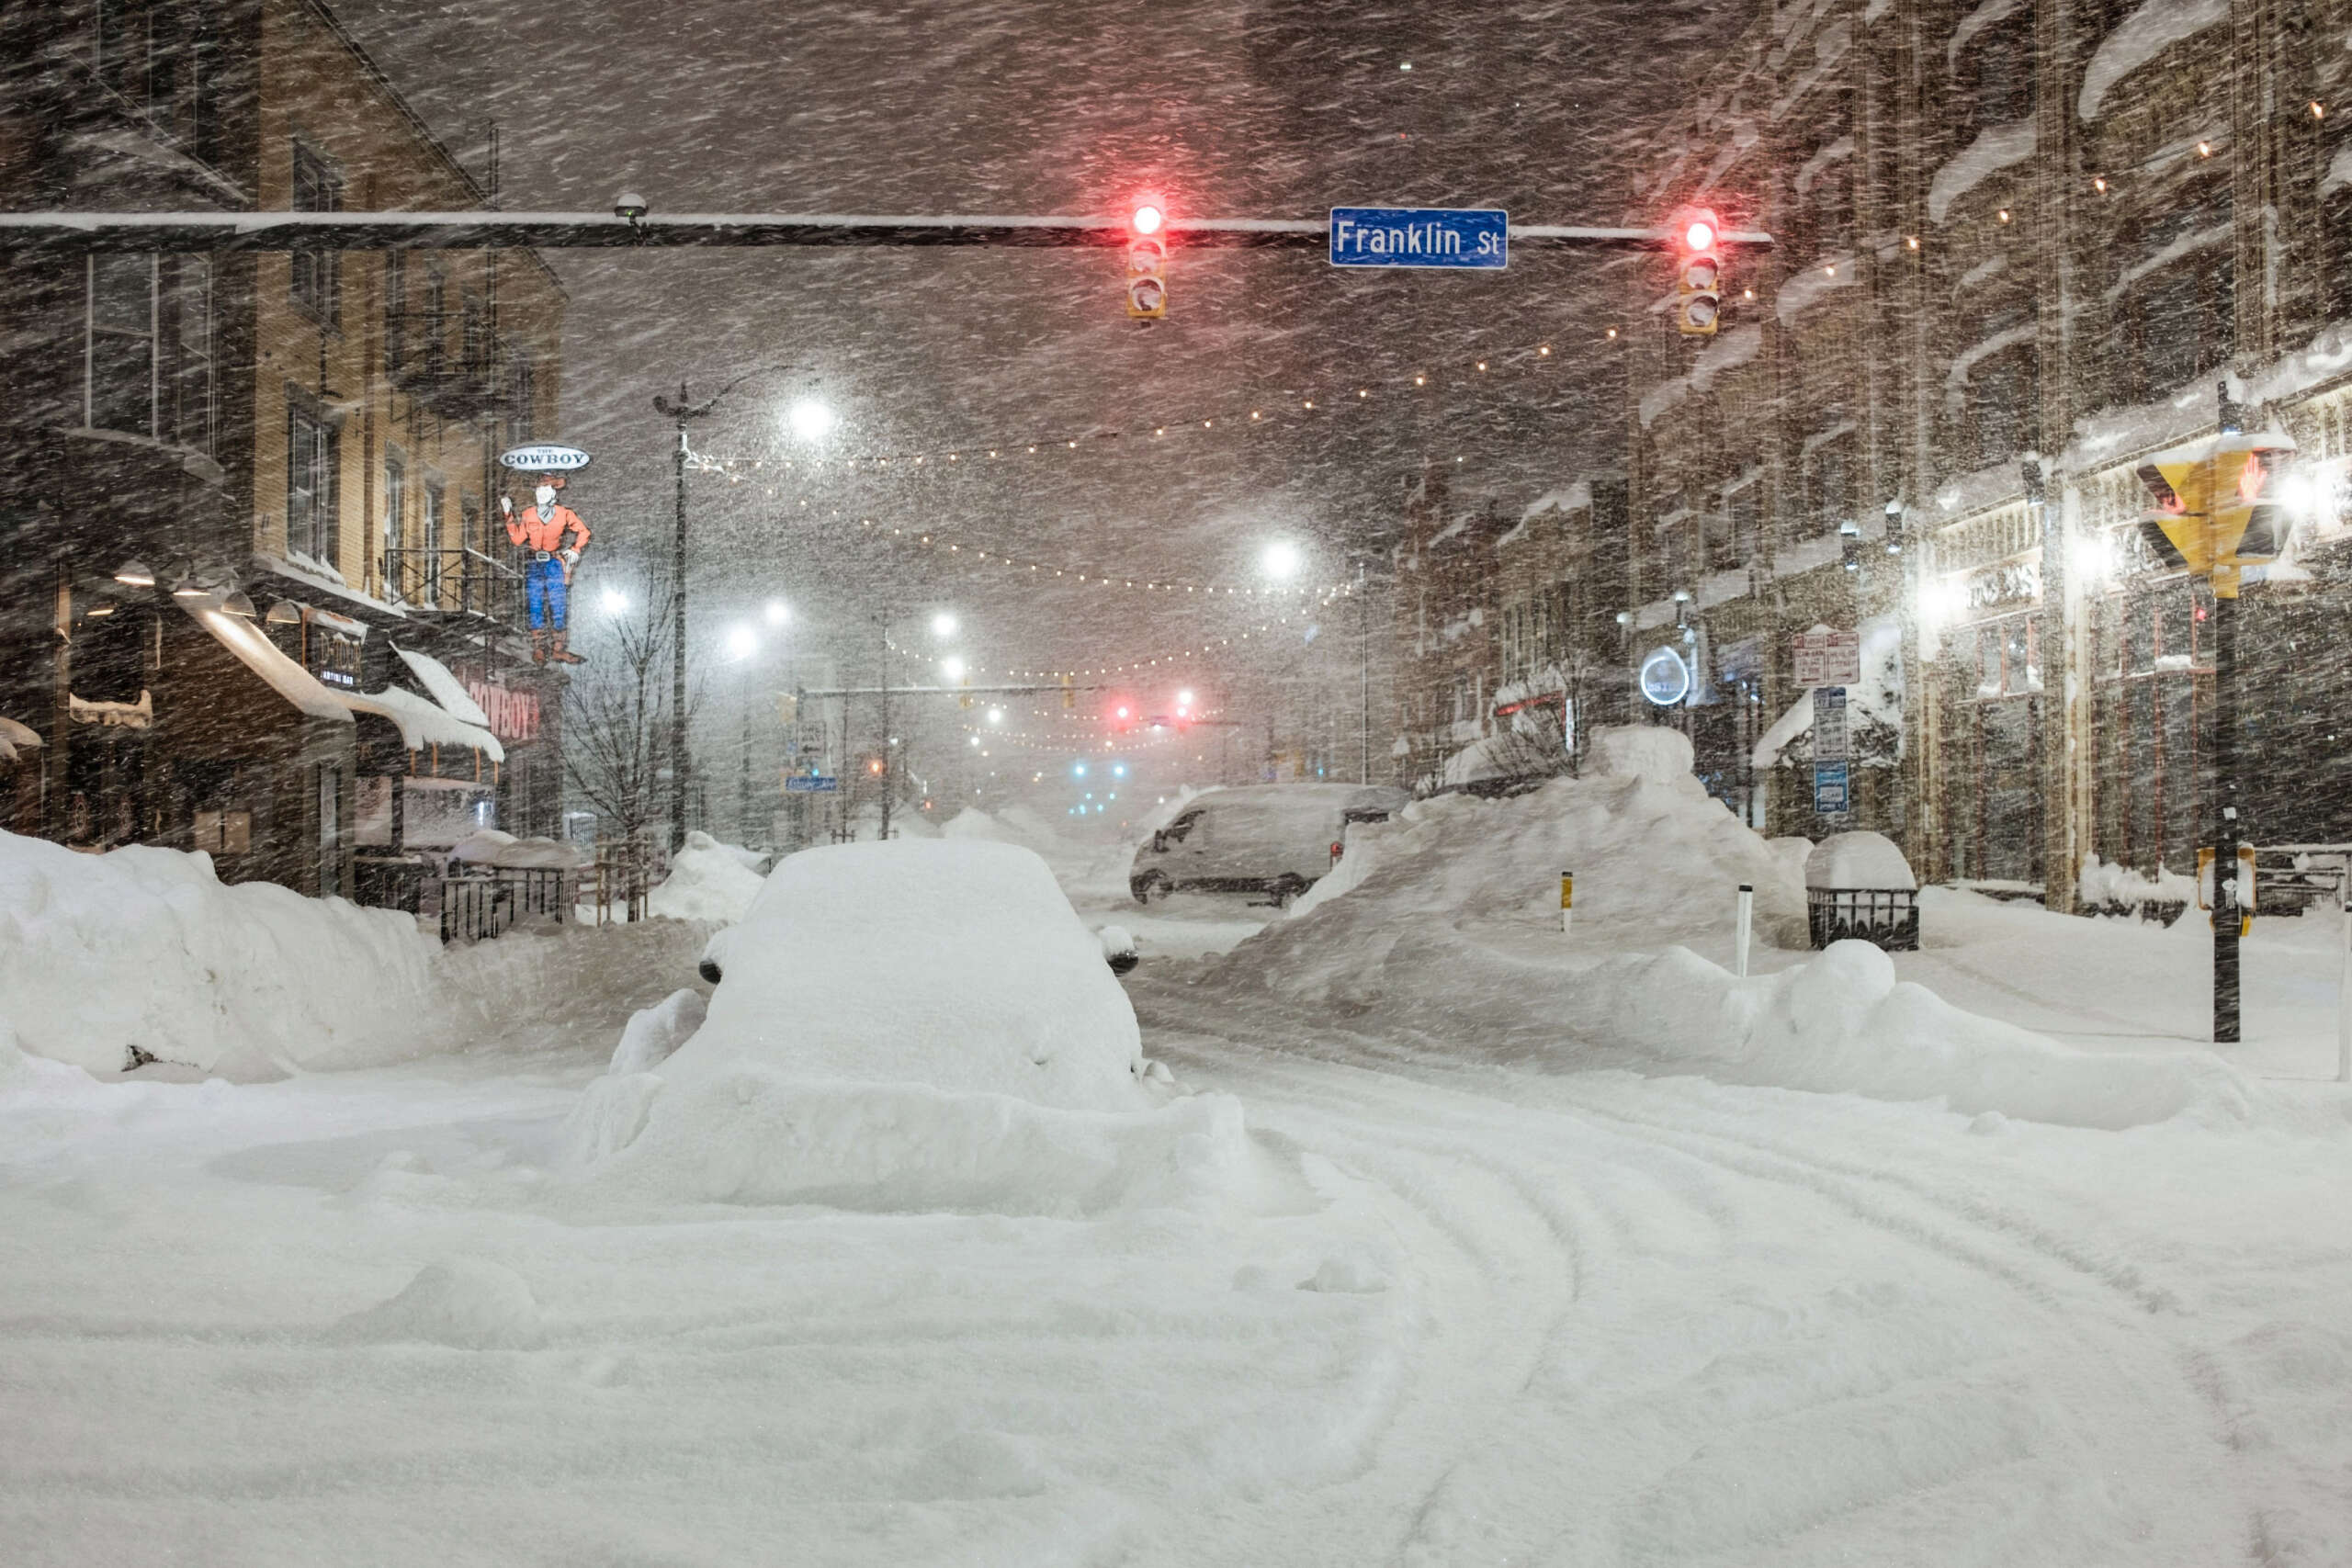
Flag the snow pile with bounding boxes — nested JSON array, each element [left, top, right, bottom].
[[607, 987, 707, 1075], [0, 829, 446, 1077], [450, 829, 587, 869], [1241, 727, 1811, 1001], [1567, 942, 2251, 1131], [2078, 853, 2197, 911], [1806, 832, 1917, 890], [332, 1259, 548, 1350], [569, 840, 1252, 1215], [645, 830, 766, 923]]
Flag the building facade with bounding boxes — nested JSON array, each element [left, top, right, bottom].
[[0, 0, 567, 897]]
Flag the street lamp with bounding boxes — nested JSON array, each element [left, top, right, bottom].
[[764, 598, 791, 626], [726, 624, 759, 661], [931, 611, 958, 638], [1261, 539, 1304, 581], [600, 585, 628, 615], [785, 400, 835, 442], [652, 362, 812, 852], [940, 655, 967, 682]]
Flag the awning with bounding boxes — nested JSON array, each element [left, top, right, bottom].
[[336, 685, 505, 762], [394, 647, 491, 728], [182, 603, 353, 724], [0, 715, 42, 763]]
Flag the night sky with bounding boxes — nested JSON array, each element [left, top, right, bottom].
[[341, 0, 1725, 742]]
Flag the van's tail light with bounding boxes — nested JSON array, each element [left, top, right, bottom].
[[1329, 840, 1344, 862]]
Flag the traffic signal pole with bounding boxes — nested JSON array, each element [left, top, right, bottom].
[[2214, 584, 2242, 1043], [0, 209, 1775, 255]]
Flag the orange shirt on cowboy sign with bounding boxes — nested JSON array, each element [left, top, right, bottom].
[[506, 502, 591, 554]]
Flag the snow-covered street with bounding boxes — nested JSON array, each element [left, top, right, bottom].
[[6, 856, 2351, 1563]]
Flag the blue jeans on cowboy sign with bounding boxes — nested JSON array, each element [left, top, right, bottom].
[[526, 556, 569, 630]]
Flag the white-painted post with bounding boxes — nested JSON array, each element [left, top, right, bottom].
[[2338, 896, 2351, 1084], [1736, 884, 1754, 978], [1560, 871, 1574, 937]]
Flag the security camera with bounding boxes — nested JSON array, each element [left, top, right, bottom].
[[613, 192, 649, 220]]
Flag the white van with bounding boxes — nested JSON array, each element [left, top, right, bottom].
[[1128, 784, 1409, 908]]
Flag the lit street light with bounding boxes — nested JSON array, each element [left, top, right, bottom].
[[764, 598, 791, 626], [941, 655, 967, 682], [1261, 540, 1304, 580], [931, 611, 958, 638], [785, 399, 835, 441], [600, 586, 628, 615]]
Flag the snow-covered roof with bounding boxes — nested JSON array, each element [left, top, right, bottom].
[[2078, 0, 2227, 121], [395, 647, 491, 727], [337, 686, 505, 762], [183, 603, 354, 724], [1928, 119, 2036, 223], [1947, 0, 2025, 68]]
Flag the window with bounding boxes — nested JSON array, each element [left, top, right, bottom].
[[507, 348, 535, 445], [1968, 17, 2035, 128], [383, 250, 407, 372], [2134, 268, 2202, 395], [422, 268, 447, 383], [461, 295, 487, 373], [287, 394, 338, 563], [86, 254, 156, 434], [383, 451, 406, 590], [96, 2, 153, 108], [172, 255, 213, 454], [421, 480, 444, 606], [1728, 487, 1761, 561], [1809, 440, 1850, 529], [1969, 348, 2037, 466], [289, 143, 343, 323]]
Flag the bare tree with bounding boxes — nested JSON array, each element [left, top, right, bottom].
[[563, 579, 698, 847]]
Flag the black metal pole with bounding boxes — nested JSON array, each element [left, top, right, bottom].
[[876, 615, 894, 841], [2214, 584, 2241, 1043], [670, 386, 689, 853]]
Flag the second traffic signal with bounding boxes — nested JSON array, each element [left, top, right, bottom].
[[1676, 213, 1722, 336]]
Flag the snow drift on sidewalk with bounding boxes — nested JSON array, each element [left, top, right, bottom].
[[0, 829, 715, 1077], [0, 829, 447, 1077], [568, 839, 1261, 1213], [1218, 728, 2263, 1130], [645, 830, 767, 922]]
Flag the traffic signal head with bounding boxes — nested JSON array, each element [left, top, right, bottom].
[[1675, 210, 1723, 337], [1131, 203, 1164, 236], [1125, 219, 1168, 320]]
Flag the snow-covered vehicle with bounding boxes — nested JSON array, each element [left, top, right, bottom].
[[1128, 784, 1409, 908]]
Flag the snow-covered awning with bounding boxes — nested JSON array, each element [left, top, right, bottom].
[[0, 715, 42, 763], [182, 603, 353, 724], [394, 647, 491, 728], [335, 686, 504, 763]]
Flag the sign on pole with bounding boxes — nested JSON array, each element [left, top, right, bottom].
[[1812, 686, 1849, 761], [1812, 760, 1849, 817], [497, 443, 592, 472], [784, 774, 840, 795], [1329, 207, 1508, 270], [1792, 625, 1860, 687]]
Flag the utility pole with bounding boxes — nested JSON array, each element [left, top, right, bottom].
[[875, 614, 894, 842], [1356, 558, 1372, 784]]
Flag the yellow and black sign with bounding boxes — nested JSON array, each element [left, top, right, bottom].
[[2132, 434, 2297, 597]]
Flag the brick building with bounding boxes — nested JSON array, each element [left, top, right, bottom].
[[0, 0, 567, 897]]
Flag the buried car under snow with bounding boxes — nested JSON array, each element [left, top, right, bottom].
[[689, 839, 1148, 1110], [1129, 783, 1409, 908]]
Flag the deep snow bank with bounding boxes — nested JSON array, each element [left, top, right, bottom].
[[1215, 730, 2260, 1130], [1261, 728, 1809, 1001], [567, 839, 1261, 1213], [0, 829, 447, 1076], [0, 829, 714, 1077], [1574, 942, 2252, 1130]]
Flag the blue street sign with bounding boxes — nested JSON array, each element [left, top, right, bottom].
[[1812, 761, 1849, 817], [1329, 207, 1508, 269], [785, 775, 840, 794]]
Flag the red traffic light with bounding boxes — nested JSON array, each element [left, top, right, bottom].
[[1683, 218, 1716, 253], [1131, 203, 1164, 235]]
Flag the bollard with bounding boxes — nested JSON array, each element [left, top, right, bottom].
[[1736, 884, 1753, 978], [2340, 897, 2351, 1084], [1560, 871, 1574, 936]]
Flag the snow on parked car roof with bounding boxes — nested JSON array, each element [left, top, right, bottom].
[[672, 839, 1145, 1112]]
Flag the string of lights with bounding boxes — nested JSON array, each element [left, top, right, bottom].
[[850, 516, 1359, 600], [684, 338, 1573, 487], [884, 609, 1329, 682]]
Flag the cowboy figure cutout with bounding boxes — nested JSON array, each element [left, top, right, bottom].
[[502, 473, 592, 664]]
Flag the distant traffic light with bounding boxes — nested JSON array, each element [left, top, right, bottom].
[[1061, 673, 1075, 711], [1126, 205, 1168, 321], [1676, 210, 1723, 336]]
